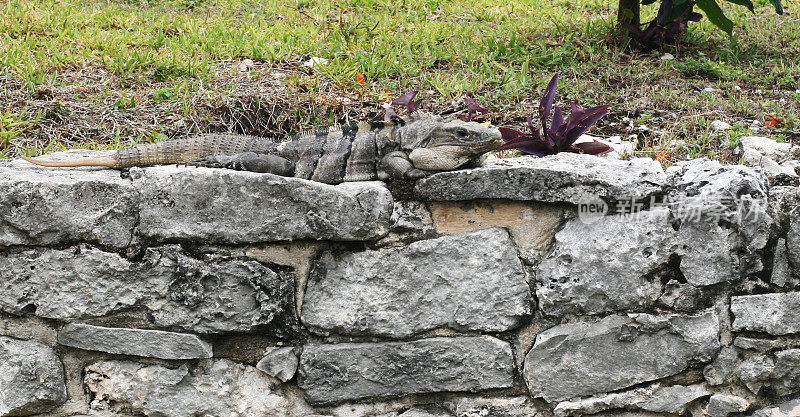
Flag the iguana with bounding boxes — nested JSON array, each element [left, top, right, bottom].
[[21, 113, 502, 184]]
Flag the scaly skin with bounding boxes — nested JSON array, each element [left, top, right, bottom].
[[21, 114, 503, 184]]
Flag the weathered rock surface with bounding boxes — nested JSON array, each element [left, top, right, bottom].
[[523, 310, 719, 402], [256, 346, 299, 382], [751, 399, 800, 417], [84, 359, 293, 417], [742, 148, 798, 180], [429, 200, 565, 264], [298, 336, 515, 405], [667, 159, 772, 276], [0, 158, 137, 249], [731, 293, 800, 335], [302, 229, 531, 338], [786, 205, 800, 274], [0, 245, 294, 334], [703, 346, 740, 386], [376, 201, 436, 246], [706, 394, 749, 417], [771, 239, 791, 287], [536, 160, 773, 317], [414, 153, 666, 204], [133, 166, 393, 243], [737, 348, 800, 396], [0, 336, 67, 416], [453, 397, 545, 417], [552, 383, 710, 417], [740, 136, 796, 162], [534, 209, 668, 317], [58, 324, 212, 359], [734, 337, 793, 351]]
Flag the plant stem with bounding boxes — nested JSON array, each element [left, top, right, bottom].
[[616, 0, 641, 35]]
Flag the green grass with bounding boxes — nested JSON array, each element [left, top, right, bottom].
[[0, 0, 798, 163]]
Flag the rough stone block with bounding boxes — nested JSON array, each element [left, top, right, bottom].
[[298, 336, 515, 405], [58, 324, 212, 359], [301, 228, 531, 337], [0, 336, 67, 416], [667, 159, 772, 276], [553, 384, 710, 417], [0, 245, 295, 334], [523, 310, 719, 402], [453, 397, 545, 417], [703, 346, 740, 386], [731, 293, 800, 335], [536, 160, 773, 318], [771, 238, 790, 287], [706, 394, 749, 417], [534, 209, 668, 317], [256, 346, 299, 382], [737, 348, 800, 396], [84, 359, 294, 417], [133, 166, 393, 243], [751, 399, 800, 417], [375, 201, 437, 246], [0, 158, 137, 249], [414, 153, 666, 204], [429, 200, 565, 264]]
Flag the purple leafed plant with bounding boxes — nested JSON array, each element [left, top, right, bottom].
[[625, 0, 702, 52], [459, 97, 489, 122], [497, 74, 613, 157], [383, 91, 421, 121]]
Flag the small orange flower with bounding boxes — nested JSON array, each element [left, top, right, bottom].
[[356, 73, 366, 86], [766, 117, 780, 127], [655, 152, 669, 163]]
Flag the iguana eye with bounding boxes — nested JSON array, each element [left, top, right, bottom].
[[455, 128, 468, 137]]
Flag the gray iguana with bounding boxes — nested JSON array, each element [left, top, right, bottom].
[[21, 113, 502, 184]]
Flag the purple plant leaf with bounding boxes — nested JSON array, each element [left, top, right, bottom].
[[563, 105, 611, 146], [498, 127, 527, 144], [391, 91, 420, 113], [459, 97, 488, 121], [574, 141, 614, 155], [498, 135, 554, 156], [655, 0, 674, 25], [517, 141, 555, 157], [623, 21, 645, 37], [465, 97, 488, 114], [526, 116, 537, 134], [539, 74, 558, 131], [551, 105, 564, 132]]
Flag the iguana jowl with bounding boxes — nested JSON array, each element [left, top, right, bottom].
[[21, 113, 503, 184]]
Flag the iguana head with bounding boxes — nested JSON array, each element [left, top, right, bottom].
[[397, 115, 503, 171]]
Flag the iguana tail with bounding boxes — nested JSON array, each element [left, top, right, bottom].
[[19, 134, 275, 169], [19, 155, 117, 167]]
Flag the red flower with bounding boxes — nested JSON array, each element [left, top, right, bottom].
[[766, 117, 780, 127], [655, 152, 669, 163], [356, 73, 366, 86]]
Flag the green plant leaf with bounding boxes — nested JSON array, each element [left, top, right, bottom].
[[724, 0, 755, 13], [642, 0, 659, 5], [696, 0, 734, 35]]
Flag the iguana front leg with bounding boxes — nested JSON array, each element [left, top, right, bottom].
[[188, 152, 295, 176], [379, 151, 432, 181]]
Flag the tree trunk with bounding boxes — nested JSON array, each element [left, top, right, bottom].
[[616, 0, 641, 34]]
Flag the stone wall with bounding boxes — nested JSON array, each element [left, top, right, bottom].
[[2, 151, 800, 417]]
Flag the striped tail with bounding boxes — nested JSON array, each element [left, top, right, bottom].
[[19, 134, 275, 169], [20, 155, 117, 167]]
